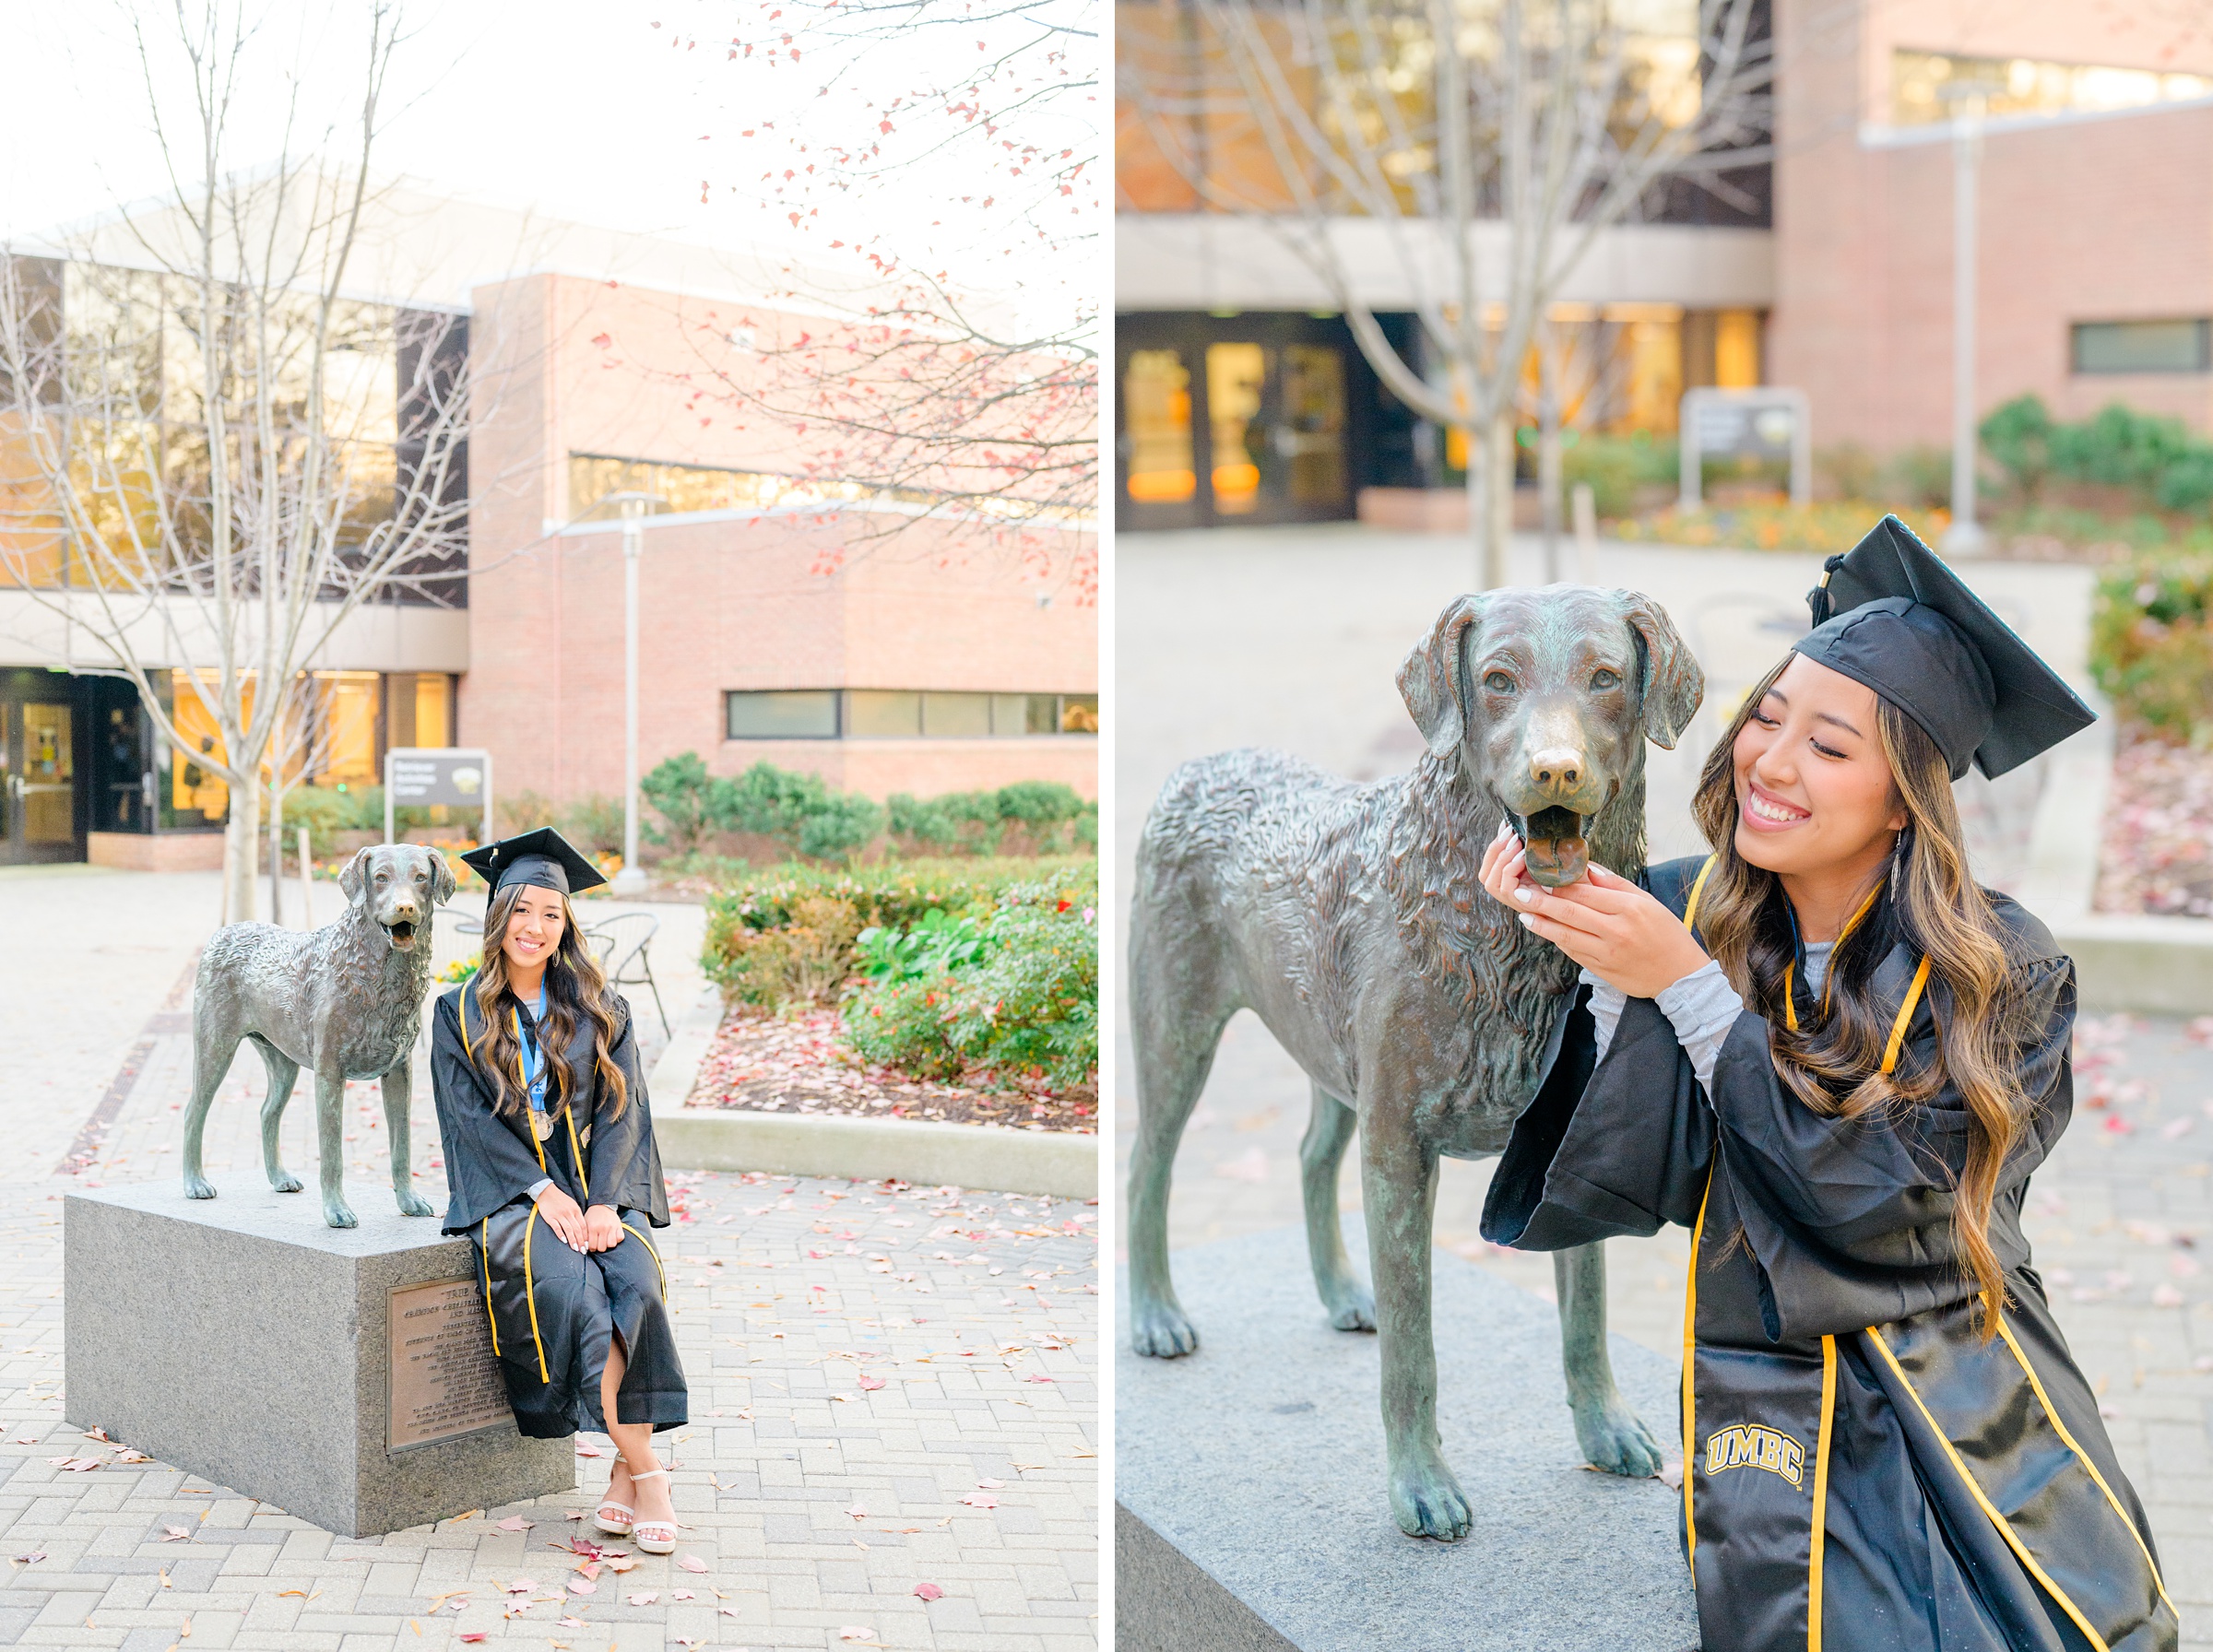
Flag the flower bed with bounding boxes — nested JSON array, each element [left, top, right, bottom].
[[2096, 732, 2213, 918], [686, 1006, 1096, 1132]]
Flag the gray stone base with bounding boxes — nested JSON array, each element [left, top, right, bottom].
[[65, 1181, 573, 1537], [1117, 1223, 1698, 1652]]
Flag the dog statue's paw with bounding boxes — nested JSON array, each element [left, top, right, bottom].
[[1321, 1281, 1377, 1333], [1572, 1394, 1665, 1479], [1390, 1453, 1473, 1541], [324, 1200, 360, 1230], [268, 1172, 304, 1194], [395, 1189, 437, 1219], [1129, 1298, 1200, 1359], [181, 1174, 217, 1201]]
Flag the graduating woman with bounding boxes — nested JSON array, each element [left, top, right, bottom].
[[432, 828, 688, 1553], [1479, 518, 2176, 1652]]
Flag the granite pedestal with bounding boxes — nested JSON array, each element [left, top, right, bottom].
[[1117, 1223, 1698, 1652], [65, 1182, 574, 1537]]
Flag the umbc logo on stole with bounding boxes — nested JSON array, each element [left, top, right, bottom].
[[1704, 1423, 1805, 1488]]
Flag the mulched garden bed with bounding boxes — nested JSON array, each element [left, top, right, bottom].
[[684, 1006, 1097, 1133], [2096, 729, 2213, 918]]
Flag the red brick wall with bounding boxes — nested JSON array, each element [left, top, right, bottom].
[[1770, 0, 2213, 453], [459, 273, 1097, 809]]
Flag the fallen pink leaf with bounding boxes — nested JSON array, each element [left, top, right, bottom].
[[960, 1493, 1000, 1509], [568, 1578, 597, 1595], [677, 1553, 710, 1574], [160, 1526, 191, 1542], [458, 1635, 488, 1646], [496, 1516, 532, 1531], [976, 1478, 1005, 1489], [671, 1588, 697, 1599], [503, 1578, 536, 1593], [840, 1630, 878, 1643], [858, 1375, 886, 1391], [915, 1581, 945, 1600], [628, 1590, 659, 1606]]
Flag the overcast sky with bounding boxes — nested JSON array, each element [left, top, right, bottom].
[[0, 0, 1096, 320]]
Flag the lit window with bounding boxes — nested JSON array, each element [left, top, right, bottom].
[[726, 690, 839, 738], [921, 692, 993, 738], [1060, 694, 1100, 735], [2072, 320, 2210, 374], [1891, 49, 2213, 128], [846, 691, 924, 738]]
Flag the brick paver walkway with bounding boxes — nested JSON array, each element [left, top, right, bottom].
[[0, 866, 1099, 1651]]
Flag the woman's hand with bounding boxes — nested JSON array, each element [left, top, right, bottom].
[[1479, 822, 1712, 998], [534, 1184, 589, 1251], [584, 1205, 625, 1253]]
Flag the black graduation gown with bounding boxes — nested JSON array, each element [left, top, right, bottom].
[[430, 984, 686, 1438], [1482, 856, 2178, 1652]]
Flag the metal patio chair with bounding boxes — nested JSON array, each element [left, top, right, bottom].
[[583, 911, 670, 1038]]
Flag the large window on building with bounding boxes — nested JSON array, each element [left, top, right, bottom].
[[1892, 50, 2213, 127], [2072, 320, 2211, 375], [726, 690, 1098, 738], [571, 454, 909, 520]]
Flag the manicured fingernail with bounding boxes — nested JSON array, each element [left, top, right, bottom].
[[1512, 888, 1533, 903], [1518, 913, 1535, 927]]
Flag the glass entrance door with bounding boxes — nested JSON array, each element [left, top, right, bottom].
[[1, 696, 80, 863]]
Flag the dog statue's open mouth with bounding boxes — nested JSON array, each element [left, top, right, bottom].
[[1514, 806, 1590, 887], [384, 919, 419, 950]]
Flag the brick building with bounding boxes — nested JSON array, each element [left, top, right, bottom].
[[0, 186, 1095, 867], [1115, 0, 2213, 525]]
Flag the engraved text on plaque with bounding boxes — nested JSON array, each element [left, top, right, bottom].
[[387, 1279, 513, 1451]]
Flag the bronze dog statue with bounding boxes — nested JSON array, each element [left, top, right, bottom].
[[1126, 584, 1703, 1540], [183, 844, 455, 1228]]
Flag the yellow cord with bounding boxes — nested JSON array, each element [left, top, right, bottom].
[[621, 1221, 669, 1299], [521, 1206, 550, 1384], [479, 1218, 500, 1357]]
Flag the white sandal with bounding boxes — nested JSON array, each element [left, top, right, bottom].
[[594, 1461, 636, 1536], [626, 1467, 677, 1554]]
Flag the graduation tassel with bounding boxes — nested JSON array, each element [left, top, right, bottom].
[[1805, 554, 1849, 627]]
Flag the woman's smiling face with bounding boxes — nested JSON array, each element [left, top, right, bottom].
[[1731, 653, 1909, 878], [503, 884, 567, 974]]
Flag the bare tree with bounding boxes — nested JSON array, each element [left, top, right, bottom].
[[1121, 0, 1772, 586], [0, 1, 474, 921], [651, 0, 1100, 596]]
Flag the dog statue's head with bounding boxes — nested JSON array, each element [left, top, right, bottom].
[[339, 844, 456, 951], [1397, 584, 1702, 886]]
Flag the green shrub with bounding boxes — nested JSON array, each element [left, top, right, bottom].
[[640, 752, 720, 852], [843, 870, 1098, 1090], [1561, 431, 1676, 520], [1979, 395, 2053, 502], [857, 909, 992, 982], [504, 790, 560, 832], [2090, 556, 2213, 739], [562, 793, 625, 855], [1981, 395, 2213, 518], [886, 781, 1085, 856], [700, 857, 1093, 1000], [1884, 443, 1953, 511], [713, 894, 862, 1006]]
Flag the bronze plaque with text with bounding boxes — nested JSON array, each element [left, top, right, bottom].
[[387, 1279, 514, 1451]]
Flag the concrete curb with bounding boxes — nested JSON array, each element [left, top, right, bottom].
[[655, 1109, 1098, 1198], [645, 983, 1098, 1198]]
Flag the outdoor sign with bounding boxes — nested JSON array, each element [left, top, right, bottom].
[[1679, 386, 1812, 509], [383, 747, 492, 844]]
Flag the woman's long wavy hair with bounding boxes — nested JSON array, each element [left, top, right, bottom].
[[469, 882, 629, 1123], [1690, 655, 2033, 1333]]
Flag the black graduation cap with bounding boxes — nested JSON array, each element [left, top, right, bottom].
[[458, 827, 609, 898], [1793, 515, 2096, 781]]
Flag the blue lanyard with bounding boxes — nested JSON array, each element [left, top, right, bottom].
[[516, 986, 550, 1113]]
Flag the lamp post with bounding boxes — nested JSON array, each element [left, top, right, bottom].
[[604, 491, 664, 895], [1943, 87, 1988, 558]]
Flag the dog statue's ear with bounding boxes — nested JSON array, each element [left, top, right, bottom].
[[339, 846, 373, 905], [1397, 594, 1491, 760], [1615, 590, 1704, 751], [428, 849, 457, 907]]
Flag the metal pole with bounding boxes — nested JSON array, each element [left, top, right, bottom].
[[298, 825, 313, 930], [1946, 95, 1986, 556], [614, 498, 648, 894]]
